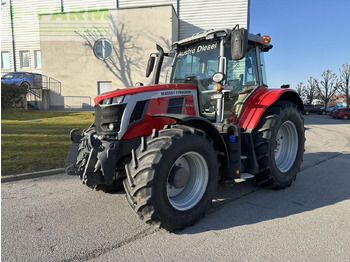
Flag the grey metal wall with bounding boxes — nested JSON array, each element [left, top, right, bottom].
[[179, 0, 249, 39], [118, 0, 178, 10], [118, 0, 249, 39]]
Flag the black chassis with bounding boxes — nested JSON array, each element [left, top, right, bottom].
[[65, 128, 141, 187], [65, 114, 259, 187]]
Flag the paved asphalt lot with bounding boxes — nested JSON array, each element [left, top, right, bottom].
[[2, 114, 350, 261]]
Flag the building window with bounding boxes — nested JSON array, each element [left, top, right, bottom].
[[1, 52, 10, 69], [20, 51, 30, 68], [97, 81, 112, 95], [93, 39, 112, 60], [35, 50, 41, 68]]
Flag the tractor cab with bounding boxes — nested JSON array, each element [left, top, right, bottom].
[[148, 26, 273, 124]]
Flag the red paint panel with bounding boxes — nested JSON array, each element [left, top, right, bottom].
[[237, 86, 299, 129], [122, 117, 175, 139], [121, 95, 196, 139], [184, 95, 197, 115], [94, 83, 197, 105]]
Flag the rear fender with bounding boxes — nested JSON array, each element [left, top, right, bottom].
[[237, 87, 303, 131]]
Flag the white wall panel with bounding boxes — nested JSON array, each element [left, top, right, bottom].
[[62, 0, 117, 12], [2, 0, 250, 72], [119, 0, 177, 11], [11, 0, 61, 71], [1, 2, 14, 71], [179, 0, 249, 39]]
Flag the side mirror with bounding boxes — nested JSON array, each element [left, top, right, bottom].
[[228, 25, 248, 60], [145, 55, 155, 78]]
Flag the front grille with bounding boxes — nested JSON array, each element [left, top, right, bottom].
[[94, 104, 126, 136]]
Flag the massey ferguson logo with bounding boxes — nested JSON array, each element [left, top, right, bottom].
[[160, 90, 192, 96]]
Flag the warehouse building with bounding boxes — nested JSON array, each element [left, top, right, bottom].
[[1, 0, 249, 110]]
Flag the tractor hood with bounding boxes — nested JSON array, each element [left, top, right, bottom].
[[94, 83, 197, 105]]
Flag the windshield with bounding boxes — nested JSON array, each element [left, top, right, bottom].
[[170, 40, 260, 121], [170, 41, 220, 118]]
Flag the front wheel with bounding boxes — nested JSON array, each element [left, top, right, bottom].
[[253, 102, 305, 189], [124, 125, 219, 231], [21, 82, 30, 89]]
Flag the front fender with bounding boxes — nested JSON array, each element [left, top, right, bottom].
[[153, 114, 229, 167], [237, 86, 303, 130]]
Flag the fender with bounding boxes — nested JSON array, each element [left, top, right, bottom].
[[237, 86, 303, 131], [152, 114, 230, 167]]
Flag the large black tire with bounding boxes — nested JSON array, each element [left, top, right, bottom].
[[123, 125, 219, 231], [253, 101, 305, 189]]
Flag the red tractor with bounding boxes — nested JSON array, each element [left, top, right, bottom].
[[66, 26, 305, 231]]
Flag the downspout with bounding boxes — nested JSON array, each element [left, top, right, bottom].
[[9, 0, 16, 72]]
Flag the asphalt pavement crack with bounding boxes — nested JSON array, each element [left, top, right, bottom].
[[61, 227, 160, 262], [300, 152, 343, 172]]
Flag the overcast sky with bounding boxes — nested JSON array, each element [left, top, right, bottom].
[[249, 0, 350, 90]]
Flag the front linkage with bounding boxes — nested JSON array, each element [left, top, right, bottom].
[[65, 128, 120, 188]]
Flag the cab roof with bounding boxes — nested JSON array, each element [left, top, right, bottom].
[[172, 28, 273, 51]]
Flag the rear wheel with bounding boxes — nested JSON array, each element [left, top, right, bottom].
[[124, 125, 218, 231], [343, 114, 349, 120], [253, 102, 305, 189]]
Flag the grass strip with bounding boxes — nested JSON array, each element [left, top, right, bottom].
[[1, 111, 94, 176]]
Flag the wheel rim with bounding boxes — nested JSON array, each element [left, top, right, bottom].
[[274, 120, 298, 173], [167, 152, 208, 211]]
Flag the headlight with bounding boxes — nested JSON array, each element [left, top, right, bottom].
[[108, 122, 118, 130], [112, 96, 124, 104]]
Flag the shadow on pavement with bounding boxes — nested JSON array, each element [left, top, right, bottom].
[[178, 152, 350, 234]]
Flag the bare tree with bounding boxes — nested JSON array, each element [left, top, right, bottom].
[[338, 63, 350, 108], [317, 69, 338, 109], [296, 82, 305, 98], [305, 77, 318, 104]]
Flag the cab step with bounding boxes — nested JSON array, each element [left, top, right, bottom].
[[239, 173, 254, 179]]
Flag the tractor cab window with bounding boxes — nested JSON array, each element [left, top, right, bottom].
[[223, 45, 259, 120], [170, 41, 220, 120], [225, 45, 258, 92], [259, 49, 268, 86]]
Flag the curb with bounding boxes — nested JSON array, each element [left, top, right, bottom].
[[1, 168, 65, 183]]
